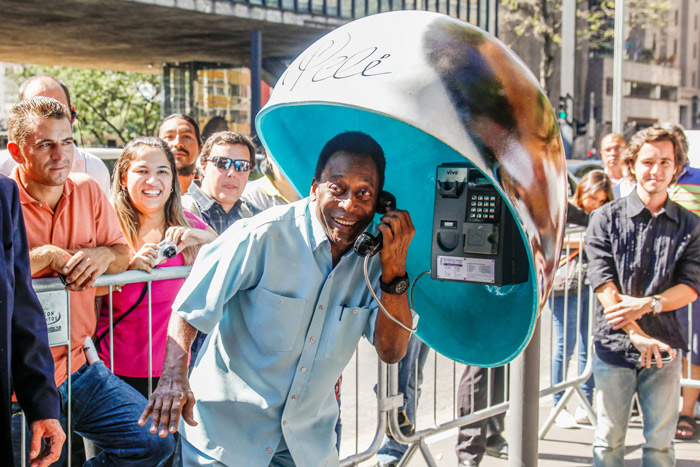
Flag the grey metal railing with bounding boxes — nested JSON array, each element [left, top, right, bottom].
[[229, 0, 496, 27], [19, 230, 700, 465]]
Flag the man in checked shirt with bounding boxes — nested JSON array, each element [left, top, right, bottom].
[[585, 126, 700, 466]]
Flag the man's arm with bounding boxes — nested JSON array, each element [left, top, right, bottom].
[[6, 179, 65, 466], [138, 313, 198, 437], [373, 209, 415, 364], [603, 283, 698, 329], [28, 420, 65, 467], [61, 244, 129, 290], [29, 245, 71, 275], [29, 243, 129, 290], [596, 281, 676, 368]]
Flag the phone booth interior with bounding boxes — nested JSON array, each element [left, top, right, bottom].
[[256, 11, 567, 367]]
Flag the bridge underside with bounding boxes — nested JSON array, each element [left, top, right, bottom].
[[0, 0, 341, 73]]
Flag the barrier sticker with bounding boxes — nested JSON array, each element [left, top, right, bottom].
[[38, 291, 70, 347]]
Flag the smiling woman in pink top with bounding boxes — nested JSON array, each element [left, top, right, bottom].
[[96, 137, 217, 397]]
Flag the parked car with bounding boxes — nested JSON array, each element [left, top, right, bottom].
[[566, 159, 604, 179]]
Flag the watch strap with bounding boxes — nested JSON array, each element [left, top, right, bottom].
[[380, 274, 409, 295]]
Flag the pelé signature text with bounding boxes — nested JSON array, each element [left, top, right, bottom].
[[281, 32, 392, 91]]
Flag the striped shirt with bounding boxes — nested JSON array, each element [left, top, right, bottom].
[[670, 164, 700, 215], [182, 183, 256, 235]]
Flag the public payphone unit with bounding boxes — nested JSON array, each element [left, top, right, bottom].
[[430, 163, 528, 286]]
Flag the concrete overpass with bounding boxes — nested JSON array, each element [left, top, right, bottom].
[[0, 0, 496, 73], [0, 0, 350, 74], [0, 0, 496, 130]]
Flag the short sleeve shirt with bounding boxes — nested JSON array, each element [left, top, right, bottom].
[[182, 183, 256, 235], [12, 171, 126, 386], [96, 212, 208, 378], [175, 198, 382, 466]]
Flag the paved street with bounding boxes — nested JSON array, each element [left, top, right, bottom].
[[338, 307, 700, 466]]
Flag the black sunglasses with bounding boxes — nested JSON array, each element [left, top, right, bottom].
[[210, 156, 252, 172]]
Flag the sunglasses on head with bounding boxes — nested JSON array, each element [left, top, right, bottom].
[[209, 156, 252, 172]]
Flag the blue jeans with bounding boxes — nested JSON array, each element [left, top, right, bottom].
[[375, 335, 430, 465], [592, 352, 681, 466], [551, 288, 593, 405], [677, 298, 700, 365], [12, 362, 174, 466]]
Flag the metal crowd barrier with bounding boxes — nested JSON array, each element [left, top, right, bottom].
[[18, 227, 700, 466], [337, 226, 700, 465], [21, 266, 192, 466]]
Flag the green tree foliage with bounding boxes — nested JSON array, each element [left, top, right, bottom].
[[9, 66, 161, 147], [501, 0, 669, 97]]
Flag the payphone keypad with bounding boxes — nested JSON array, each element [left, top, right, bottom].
[[468, 193, 499, 222]]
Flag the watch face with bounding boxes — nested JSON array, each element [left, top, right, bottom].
[[395, 280, 409, 294]]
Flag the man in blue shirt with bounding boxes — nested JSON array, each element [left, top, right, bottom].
[[140, 131, 415, 466], [1, 174, 65, 467]]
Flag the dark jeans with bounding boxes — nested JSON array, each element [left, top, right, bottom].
[[455, 365, 506, 464], [12, 362, 175, 466]]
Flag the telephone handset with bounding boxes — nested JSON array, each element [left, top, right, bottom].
[[353, 191, 397, 257]]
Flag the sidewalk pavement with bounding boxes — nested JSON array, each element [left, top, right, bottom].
[[396, 404, 700, 466], [341, 340, 700, 466]]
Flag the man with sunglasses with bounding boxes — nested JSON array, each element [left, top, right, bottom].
[[181, 131, 257, 235]]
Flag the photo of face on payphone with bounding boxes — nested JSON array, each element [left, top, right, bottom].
[[430, 163, 528, 286]]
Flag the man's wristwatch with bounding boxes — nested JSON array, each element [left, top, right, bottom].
[[650, 295, 663, 314], [380, 274, 409, 295]]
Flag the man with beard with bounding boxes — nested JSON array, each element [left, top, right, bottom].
[[158, 114, 203, 194]]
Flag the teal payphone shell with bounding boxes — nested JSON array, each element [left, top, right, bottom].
[[256, 11, 567, 367]]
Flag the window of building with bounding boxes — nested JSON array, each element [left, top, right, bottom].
[[696, 15, 698, 30], [694, 72, 697, 87], [675, 39, 678, 55], [695, 44, 698, 59], [629, 82, 657, 99], [605, 78, 678, 101], [659, 85, 677, 101], [676, 9, 679, 25], [680, 106, 689, 127]]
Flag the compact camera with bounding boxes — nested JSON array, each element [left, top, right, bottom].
[[155, 240, 177, 265]]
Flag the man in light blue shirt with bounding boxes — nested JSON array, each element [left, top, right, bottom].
[[139, 132, 415, 466]]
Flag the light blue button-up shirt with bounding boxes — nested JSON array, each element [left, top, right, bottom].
[[175, 197, 381, 466]]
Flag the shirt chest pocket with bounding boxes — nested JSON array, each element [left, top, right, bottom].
[[242, 287, 307, 353], [324, 305, 371, 362]]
